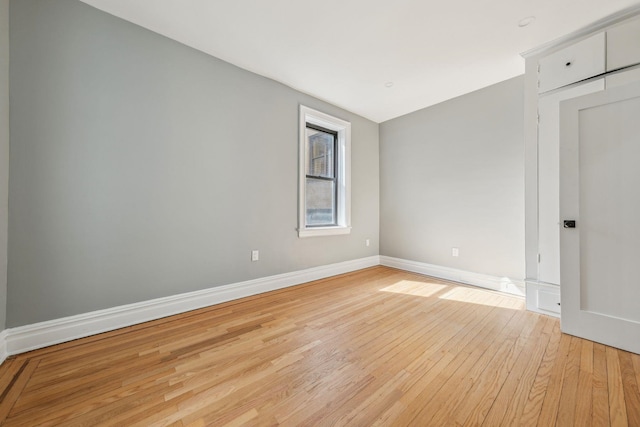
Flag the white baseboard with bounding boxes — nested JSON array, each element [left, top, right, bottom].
[[380, 256, 526, 297], [3, 256, 380, 356], [0, 255, 526, 359], [0, 329, 7, 365]]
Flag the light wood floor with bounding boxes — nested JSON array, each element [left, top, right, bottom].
[[1, 266, 639, 426]]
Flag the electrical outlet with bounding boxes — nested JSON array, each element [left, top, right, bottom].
[[452, 247, 459, 257], [251, 250, 259, 261], [365, 239, 370, 247]]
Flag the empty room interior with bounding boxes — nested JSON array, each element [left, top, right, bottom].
[[1, 0, 640, 425]]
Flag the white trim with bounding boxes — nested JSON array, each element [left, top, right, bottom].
[[0, 329, 7, 365], [297, 226, 352, 238], [525, 280, 561, 318], [380, 256, 526, 297], [298, 105, 351, 237], [3, 256, 380, 356]]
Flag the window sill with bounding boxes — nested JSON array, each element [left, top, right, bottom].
[[298, 226, 352, 238]]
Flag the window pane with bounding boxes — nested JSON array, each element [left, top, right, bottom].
[[306, 127, 334, 178], [306, 178, 336, 225]]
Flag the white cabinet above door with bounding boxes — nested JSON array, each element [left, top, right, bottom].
[[538, 33, 605, 94]]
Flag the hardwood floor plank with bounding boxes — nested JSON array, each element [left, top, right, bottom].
[[618, 350, 640, 427], [328, 369, 409, 426], [401, 303, 505, 422], [0, 358, 22, 400], [592, 342, 611, 426], [457, 312, 530, 426], [0, 266, 637, 426], [633, 355, 640, 394], [0, 359, 39, 424], [555, 336, 582, 425], [573, 339, 594, 427], [482, 315, 552, 426], [606, 346, 628, 426], [536, 331, 572, 426], [410, 307, 534, 425], [426, 337, 513, 423], [518, 321, 562, 426]]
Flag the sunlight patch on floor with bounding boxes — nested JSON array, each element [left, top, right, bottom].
[[380, 279, 522, 310], [438, 286, 518, 309], [379, 280, 448, 297]]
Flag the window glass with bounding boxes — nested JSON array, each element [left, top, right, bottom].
[[306, 178, 336, 225], [306, 127, 335, 179], [305, 125, 337, 226]]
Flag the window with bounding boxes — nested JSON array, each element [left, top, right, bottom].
[[298, 105, 351, 237]]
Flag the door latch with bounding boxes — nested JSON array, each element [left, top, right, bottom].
[[563, 220, 576, 228]]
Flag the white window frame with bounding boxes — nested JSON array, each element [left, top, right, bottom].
[[298, 105, 351, 237]]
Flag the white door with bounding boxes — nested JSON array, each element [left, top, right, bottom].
[[560, 81, 640, 354], [538, 79, 604, 285]]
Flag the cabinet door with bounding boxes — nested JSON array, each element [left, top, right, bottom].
[[538, 33, 605, 93], [607, 17, 640, 71], [606, 65, 640, 88], [537, 79, 604, 285]]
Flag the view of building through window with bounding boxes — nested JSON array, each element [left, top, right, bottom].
[[305, 126, 337, 226]]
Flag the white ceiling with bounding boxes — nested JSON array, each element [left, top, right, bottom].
[[79, 0, 640, 123]]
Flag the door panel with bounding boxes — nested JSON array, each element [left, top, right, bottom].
[[560, 82, 640, 354]]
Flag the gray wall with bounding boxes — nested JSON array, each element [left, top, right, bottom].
[[7, 0, 379, 327], [380, 76, 525, 280], [0, 0, 9, 331]]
